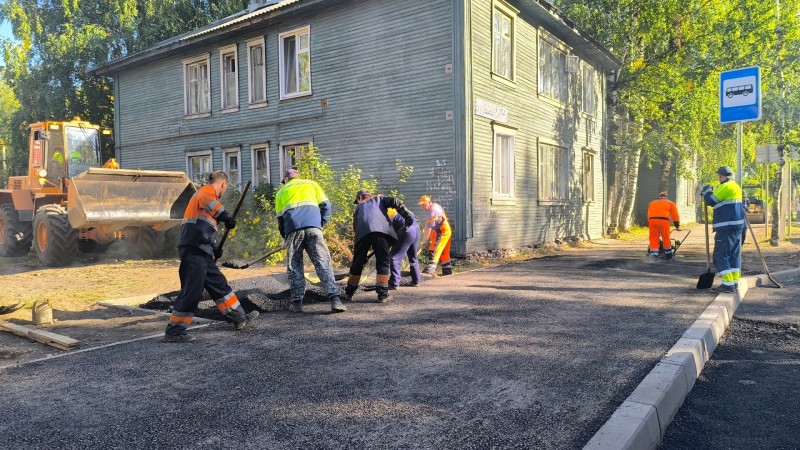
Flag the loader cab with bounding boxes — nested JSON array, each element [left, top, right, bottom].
[[30, 120, 103, 187]]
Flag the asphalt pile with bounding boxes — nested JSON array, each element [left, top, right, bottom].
[[140, 271, 423, 320]]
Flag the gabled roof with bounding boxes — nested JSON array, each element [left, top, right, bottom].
[[92, 0, 619, 76]]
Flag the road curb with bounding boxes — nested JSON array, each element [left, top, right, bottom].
[[584, 277, 751, 449]]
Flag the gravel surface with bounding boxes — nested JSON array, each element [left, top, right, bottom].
[[0, 225, 795, 448], [660, 280, 800, 449]]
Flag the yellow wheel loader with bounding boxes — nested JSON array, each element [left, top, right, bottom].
[[0, 117, 196, 266]]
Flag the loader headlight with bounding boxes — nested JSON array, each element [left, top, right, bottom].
[[38, 169, 48, 178]]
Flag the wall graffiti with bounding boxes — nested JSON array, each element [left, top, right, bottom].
[[425, 159, 457, 207]]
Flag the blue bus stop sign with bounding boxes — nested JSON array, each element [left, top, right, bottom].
[[720, 66, 761, 123]]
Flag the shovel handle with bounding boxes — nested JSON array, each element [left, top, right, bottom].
[[242, 246, 285, 269], [704, 199, 711, 270], [215, 180, 251, 261]]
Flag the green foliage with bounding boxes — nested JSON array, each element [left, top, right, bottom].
[[221, 144, 413, 267], [0, 0, 248, 177]]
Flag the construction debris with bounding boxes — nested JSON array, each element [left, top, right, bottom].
[[0, 320, 80, 351]]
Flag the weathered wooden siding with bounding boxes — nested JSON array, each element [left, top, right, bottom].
[[465, 0, 607, 253], [115, 0, 455, 208]]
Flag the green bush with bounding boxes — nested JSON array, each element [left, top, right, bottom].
[[221, 144, 412, 267]]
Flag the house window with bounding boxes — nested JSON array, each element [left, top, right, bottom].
[[583, 150, 595, 202], [220, 46, 238, 110], [183, 56, 211, 116], [252, 144, 269, 187], [281, 143, 307, 174], [187, 150, 212, 185], [223, 147, 241, 190], [583, 65, 596, 116], [492, 3, 515, 81], [492, 126, 515, 198], [538, 35, 568, 103], [538, 142, 569, 201], [247, 39, 266, 104], [279, 26, 311, 99]]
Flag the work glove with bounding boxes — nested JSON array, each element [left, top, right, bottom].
[[701, 185, 712, 195], [213, 246, 223, 260], [674, 221, 680, 231], [225, 218, 237, 230], [405, 215, 414, 228]]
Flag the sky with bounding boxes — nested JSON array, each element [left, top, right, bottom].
[[0, 19, 13, 65]]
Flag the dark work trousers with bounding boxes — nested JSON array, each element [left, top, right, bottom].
[[389, 225, 421, 287], [713, 228, 742, 288], [166, 245, 247, 336], [347, 232, 392, 296]]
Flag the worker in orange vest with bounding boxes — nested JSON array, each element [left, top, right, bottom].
[[647, 191, 680, 260]]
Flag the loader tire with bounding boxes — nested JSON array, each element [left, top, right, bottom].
[[0, 204, 33, 257], [33, 205, 78, 267], [127, 227, 165, 259]]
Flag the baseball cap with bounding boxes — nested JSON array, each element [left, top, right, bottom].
[[284, 166, 299, 179], [418, 195, 431, 205], [717, 166, 733, 176], [354, 189, 371, 204]]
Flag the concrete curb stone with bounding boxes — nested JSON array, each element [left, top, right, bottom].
[[586, 266, 800, 450]]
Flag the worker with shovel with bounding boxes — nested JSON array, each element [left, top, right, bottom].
[[164, 171, 259, 343], [344, 190, 414, 303], [702, 166, 745, 293], [418, 195, 453, 276], [275, 166, 346, 313], [647, 191, 681, 260]]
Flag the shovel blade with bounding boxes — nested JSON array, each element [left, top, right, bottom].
[[696, 270, 716, 289]]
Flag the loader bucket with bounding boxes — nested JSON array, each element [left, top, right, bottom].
[[66, 168, 196, 230]]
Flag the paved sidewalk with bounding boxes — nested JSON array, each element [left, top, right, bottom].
[[0, 224, 794, 448]]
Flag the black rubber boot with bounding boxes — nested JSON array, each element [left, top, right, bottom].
[[441, 262, 453, 276], [343, 285, 358, 301]]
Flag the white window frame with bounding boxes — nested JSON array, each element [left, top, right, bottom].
[[182, 55, 211, 118], [280, 141, 309, 175], [538, 140, 570, 203], [491, 1, 518, 83], [186, 149, 212, 185], [219, 45, 239, 112], [582, 63, 597, 116], [251, 143, 270, 187], [538, 32, 570, 104], [582, 149, 595, 203], [492, 124, 516, 203], [279, 26, 312, 99], [247, 38, 267, 106], [223, 146, 242, 191]]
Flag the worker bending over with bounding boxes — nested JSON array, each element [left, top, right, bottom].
[[164, 170, 258, 343], [388, 207, 422, 289], [702, 166, 745, 293], [344, 190, 413, 303], [418, 195, 452, 276], [647, 191, 680, 259]]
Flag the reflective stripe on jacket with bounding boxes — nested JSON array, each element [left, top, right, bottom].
[[274, 178, 331, 236], [647, 199, 680, 223], [704, 179, 744, 231], [178, 184, 225, 254]]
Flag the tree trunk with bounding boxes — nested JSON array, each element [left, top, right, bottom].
[[607, 149, 627, 234], [658, 155, 673, 194], [770, 145, 785, 246], [617, 147, 642, 232]]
